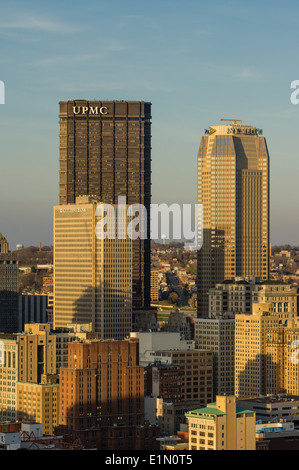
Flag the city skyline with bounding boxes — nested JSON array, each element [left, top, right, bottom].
[[1, 0, 299, 248]]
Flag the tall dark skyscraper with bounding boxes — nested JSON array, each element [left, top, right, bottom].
[[0, 235, 19, 333], [58, 100, 151, 309]]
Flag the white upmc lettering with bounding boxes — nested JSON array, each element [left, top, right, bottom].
[[89, 106, 99, 114], [73, 106, 108, 115], [99, 106, 108, 115]]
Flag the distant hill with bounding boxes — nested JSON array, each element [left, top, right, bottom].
[[151, 241, 184, 250], [12, 246, 53, 267]]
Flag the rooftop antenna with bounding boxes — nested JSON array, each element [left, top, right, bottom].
[[220, 119, 242, 125]]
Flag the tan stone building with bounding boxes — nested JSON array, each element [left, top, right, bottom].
[[0, 324, 57, 433], [186, 395, 256, 450], [0, 334, 18, 421], [0, 233, 8, 254], [197, 121, 269, 317], [17, 375, 59, 436], [208, 279, 297, 322], [235, 303, 280, 398], [53, 196, 132, 340], [18, 324, 56, 383]]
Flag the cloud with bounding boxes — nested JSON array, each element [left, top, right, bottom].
[[0, 14, 81, 34], [234, 67, 263, 82]]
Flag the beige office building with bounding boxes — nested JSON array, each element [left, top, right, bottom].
[[17, 375, 59, 436], [235, 302, 280, 398], [208, 278, 297, 322], [197, 121, 269, 317], [265, 318, 299, 396], [186, 395, 256, 450], [53, 196, 132, 340], [0, 334, 18, 422], [0, 324, 56, 424]]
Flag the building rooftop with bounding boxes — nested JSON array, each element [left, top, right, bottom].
[[238, 395, 299, 404]]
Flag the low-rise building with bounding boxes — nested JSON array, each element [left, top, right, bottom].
[[186, 395, 256, 450]]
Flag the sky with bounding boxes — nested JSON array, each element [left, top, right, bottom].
[[0, 0, 299, 248]]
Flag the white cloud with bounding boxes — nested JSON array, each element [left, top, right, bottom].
[[0, 14, 81, 34]]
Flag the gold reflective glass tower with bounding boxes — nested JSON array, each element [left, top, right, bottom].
[[197, 120, 269, 317]]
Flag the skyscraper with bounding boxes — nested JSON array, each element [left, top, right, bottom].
[[53, 196, 132, 339], [58, 100, 151, 309], [0, 235, 19, 333], [197, 120, 269, 317]]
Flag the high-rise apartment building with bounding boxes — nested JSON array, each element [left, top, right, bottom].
[[53, 196, 132, 340], [197, 121, 269, 317], [58, 100, 151, 309]]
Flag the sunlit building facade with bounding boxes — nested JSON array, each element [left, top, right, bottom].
[[197, 121, 269, 317]]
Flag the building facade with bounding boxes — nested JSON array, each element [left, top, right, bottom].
[[208, 278, 297, 322], [58, 100, 151, 310], [56, 338, 159, 450], [197, 121, 269, 317], [194, 317, 235, 397], [235, 302, 280, 398], [53, 196, 132, 340], [0, 253, 19, 333], [18, 293, 48, 332], [186, 395, 256, 450]]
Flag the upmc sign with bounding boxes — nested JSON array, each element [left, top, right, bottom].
[[73, 106, 108, 115]]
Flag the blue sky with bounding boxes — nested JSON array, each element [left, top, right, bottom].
[[0, 0, 299, 248]]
